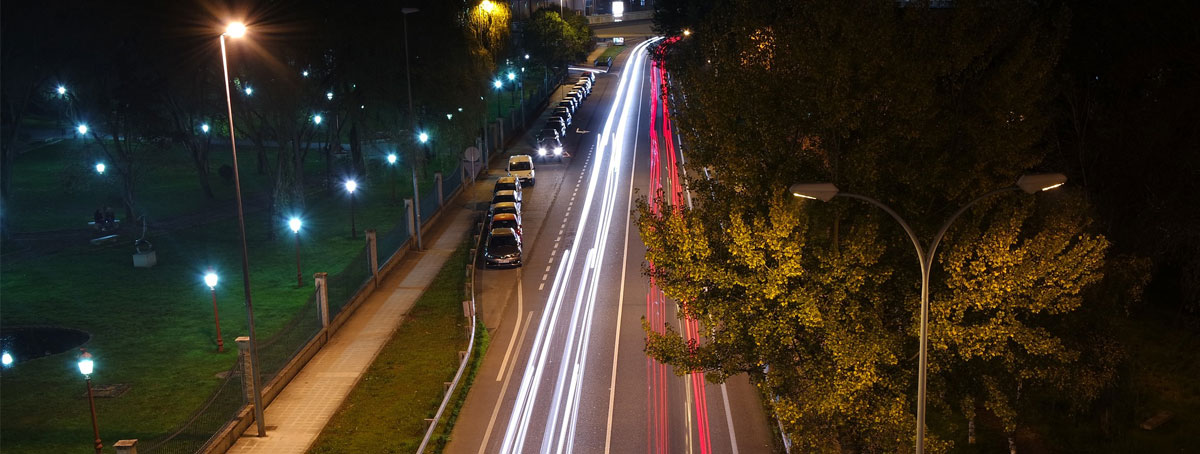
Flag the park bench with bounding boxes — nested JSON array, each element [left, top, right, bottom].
[[90, 234, 119, 246], [88, 219, 120, 230]]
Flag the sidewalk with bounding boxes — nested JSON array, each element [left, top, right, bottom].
[[225, 177, 497, 454]]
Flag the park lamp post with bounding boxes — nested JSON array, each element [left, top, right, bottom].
[[387, 153, 398, 201], [95, 163, 106, 175], [345, 179, 359, 239], [204, 270, 225, 352], [77, 124, 89, 136], [218, 20, 267, 437], [493, 79, 503, 121], [788, 172, 1067, 454], [288, 218, 304, 287], [507, 72, 516, 103], [77, 349, 102, 454]]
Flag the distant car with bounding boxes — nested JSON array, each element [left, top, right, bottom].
[[535, 128, 560, 143], [489, 201, 521, 219], [552, 107, 572, 126], [507, 154, 536, 186], [594, 56, 613, 67], [484, 227, 523, 268], [536, 135, 564, 161], [489, 212, 523, 239], [493, 176, 522, 197], [546, 118, 567, 137], [491, 189, 522, 210], [581, 71, 595, 83]]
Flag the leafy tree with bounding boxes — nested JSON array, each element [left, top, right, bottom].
[[523, 8, 593, 70]]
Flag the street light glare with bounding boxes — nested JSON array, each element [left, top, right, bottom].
[[326, 92, 333, 101], [525, 54, 530, 59], [244, 87, 253, 96], [57, 85, 67, 95], [225, 22, 247, 38], [418, 132, 429, 143], [1, 352, 11, 367], [313, 115, 323, 125], [204, 272, 218, 289], [344, 180, 358, 193], [1016, 173, 1068, 194], [77, 351, 94, 376], [201, 123, 210, 133], [288, 218, 302, 233], [480, 0, 496, 13], [95, 163, 106, 174], [387, 153, 397, 164], [77, 124, 89, 135], [493, 80, 502, 88], [507, 72, 515, 81]]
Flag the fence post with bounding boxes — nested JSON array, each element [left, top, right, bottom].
[[435, 173, 444, 206], [315, 272, 329, 328], [236, 337, 255, 403], [404, 198, 415, 239], [366, 230, 378, 282], [114, 440, 137, 454]]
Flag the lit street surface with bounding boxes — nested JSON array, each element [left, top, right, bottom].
[[448, 38, 772, 454]]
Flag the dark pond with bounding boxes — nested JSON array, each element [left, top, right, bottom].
[[0, 326, 91, 365]]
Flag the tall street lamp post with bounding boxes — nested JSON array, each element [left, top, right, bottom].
[[788, 173, 1067, 454], [493, 79, 503, 121], [289, 218, 303, 286], [218, 21, 266, 436], [387, 153, 398, 201], [77, 349, 102, 454], [345, 180, 358, 239], [402, 7, 423, 251], [204, 271, 224, 352]]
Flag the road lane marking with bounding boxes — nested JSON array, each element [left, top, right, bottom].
[[481, 310, 535, 453], [542, 274, 548, 280], [722, 383, 739, 453], [539, 283, 545, 291], [495, 276, 525, 382]]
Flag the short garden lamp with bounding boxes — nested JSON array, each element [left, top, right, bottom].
[[418, 132, 429, 144], [387, 153, 398, 201], [78, 349, 102, 454], [201, 123, 210, 133], [77, 124, 89, 135], [1, 351, 12, 367], [57, 85, 67, 95], [345, 179, 359, 238], [288, 218, 304, 287], [95, 163, 106, 175], [313, 114, 323, 125], [204, 270, 225, 352], [507, 72, 515, 81]]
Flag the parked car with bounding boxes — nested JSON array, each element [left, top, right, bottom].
[[594, 56, 613, 67], [491, 189, 522, 210], [489, 212, 523, 238], [577, 76, 593, 88], [536, 135, 564, 161], [507, 154, 536, 186], [557, 99, 578, 113], [484, 227, 523, 268], [579, 71, 595, 84], [489, 201, 521, 219], [546, 118, 567, 137], [493, 176, 523, 197], [566, 90, 584, 105], [552, 107, 572, 126], [573, 81, 591, 97]]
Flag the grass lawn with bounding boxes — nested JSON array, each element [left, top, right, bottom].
[[599, 44, 627, 60], [0, 135, 461, 453], [308, 236, 488, 453]]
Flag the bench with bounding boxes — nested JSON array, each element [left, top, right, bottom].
[[88, 219, 120, 230], [90, 234, 119, 246]]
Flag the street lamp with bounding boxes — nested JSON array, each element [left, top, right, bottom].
[[326, 91, 334, 101], [218, 20, 267, 437], [244, 87, 253, 96], [201, 123, 210, 133], [77, 349, 102, 454], [402, 7, 424, 251], [387, 153, 398, 201], [288, 218, 303, 287], [204, 270, 225, 352], [77, 124, 89, 135], [95, 163, 106, 175], [313, 114, 323, 125], [788, 172, 1067, 454], [344, 179, 358, 238], [57, 85, 67, 95], [683, 29, 692, 37], [493, 79, 503, 121], [480, 0, 496, 13]]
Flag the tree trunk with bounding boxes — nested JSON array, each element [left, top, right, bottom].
[[968, 418, 976, 445], [1008, 433, 1017, 454]]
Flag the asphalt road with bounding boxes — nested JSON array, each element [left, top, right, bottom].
[[446, 38, 774, 454]]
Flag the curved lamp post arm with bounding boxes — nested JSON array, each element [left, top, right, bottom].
[[927, 187, 1021, 263], [837, 192, 928, 269]]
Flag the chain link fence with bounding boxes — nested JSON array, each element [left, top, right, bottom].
[[140, 357, 246, 454]]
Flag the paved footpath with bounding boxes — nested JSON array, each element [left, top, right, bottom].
[[226, 176, 497, 454]]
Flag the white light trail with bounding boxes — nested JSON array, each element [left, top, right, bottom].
[[500, 37, 661, 453]]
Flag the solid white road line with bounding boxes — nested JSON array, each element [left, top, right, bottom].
[[722, 383, 740, 454], [495, 276, 525, 382], [480, 310, 533, 454]]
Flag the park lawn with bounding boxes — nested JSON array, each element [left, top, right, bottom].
[[0, 148, 438, 453], [308, 237, 484, 454], [599, 44, 627, 60]]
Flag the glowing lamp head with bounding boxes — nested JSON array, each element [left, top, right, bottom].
[[507, 72, 515, 81], [288, 217, 302, 233], [480, 0, 496, 13], [77, 350, 94, 376], [244, 87, 253, 96], [446, 113, 454, 120], [387, 153, 397, 164], [302, 70, 309, 77], [204, 271, 218, 289], [418, 132, 429, 143], [225, 22, 247, 38], [95, 163, 106, 174], [326, 92, 333, 101], [1, 352, 12, 367], [683, 29, 692, 36], [201, 123, 210, 133], [313, 115, 323, 125], [57, 85, 67, 95], [788, 183, 840, 202], [1016, 173, 1068, 194], [77, 124, 89, 135], [524, 54, 530, 60], [344, 180, 358, 194], [493, 80, 502, 89]]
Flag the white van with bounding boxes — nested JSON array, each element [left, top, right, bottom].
[[507, 155, 536, 186]]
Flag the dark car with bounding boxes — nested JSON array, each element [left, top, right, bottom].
[[557, 99, 577, 113], [552, 107, 572, 126], [594, 56, 613, 67], [536, 135, 564, 161], [546, 118, 567, 137], [484, 227, 523, 268]]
